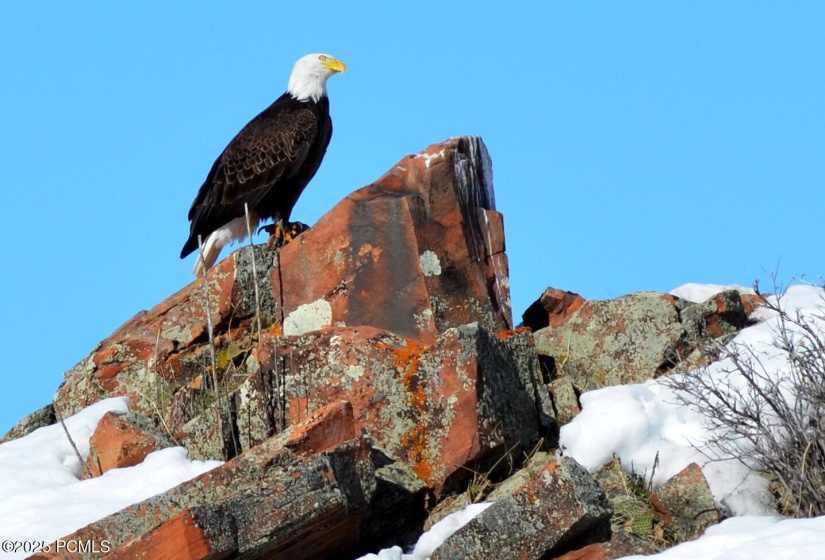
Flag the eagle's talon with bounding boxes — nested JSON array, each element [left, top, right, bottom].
[[264, 220, 310, 247]]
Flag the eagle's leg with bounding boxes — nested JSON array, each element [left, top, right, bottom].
[[261, 220, 310, 247]]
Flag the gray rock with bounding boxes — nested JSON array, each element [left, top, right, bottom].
[[1, 403, 55, 443], [432, 456, 611, 560], [534, 292, 688, 391], [651, 463, 721, 544]]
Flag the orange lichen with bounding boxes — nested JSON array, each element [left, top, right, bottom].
[[496, 326, 531, 340], [392, 340, 436, 484]]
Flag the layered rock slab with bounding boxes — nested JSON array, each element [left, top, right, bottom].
[[29, 401, 374, 560], [431, 454, 611, 560]]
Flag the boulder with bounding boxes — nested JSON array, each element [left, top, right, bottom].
[[650, 463, 720, 543], [215, 323, 555, 492], [431, 454, 611, 560], [522, 287, 585, 331], [535, 292, 687, 391], [1, 403, 55, 443], [85, 411, 174, 476], [53, 137, 514, 452], [274, 136, 511, 344], [533, 289, 754, 395]]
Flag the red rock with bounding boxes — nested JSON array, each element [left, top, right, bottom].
[[273, 136, 510, 345], [554, 543, 608, 560], [553, 531, 660, 560], [741, 292, 766, 316], [522, 287, 587, 331], [30, 401, 375, 560], [544, 288, 587, 328], [284, 400, 358, 457], [241, 324, 552, 492], [102, 509, 212, 560], [85, 411, 172, 477], [649, 463, 720, 542], [54, 137, 513, 445]]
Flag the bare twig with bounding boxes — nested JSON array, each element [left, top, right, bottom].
[[244, 203, 263, 342], [273, 221, 287, 433], [663, 280, 825, 517], [198, 234, 225, 460], [54, 405, 92, 480]]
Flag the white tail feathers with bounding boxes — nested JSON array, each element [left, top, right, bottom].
[[193, 214, 259, 276]]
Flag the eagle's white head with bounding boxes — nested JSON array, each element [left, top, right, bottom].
[[287, 53, 346, 103]]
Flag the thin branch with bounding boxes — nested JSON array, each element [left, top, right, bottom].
[[244, 203, 263, 342], [197, 234, 225, 460], [54, 405, 92, 480]]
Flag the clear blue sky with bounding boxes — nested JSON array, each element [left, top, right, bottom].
[[2, 2, 823, 434]]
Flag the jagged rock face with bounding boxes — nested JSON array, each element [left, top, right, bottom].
[[275, 136, 510, 344], [233, 324, 554, 492], [54, 137, 512, 428], [37, 137, 560, 557]]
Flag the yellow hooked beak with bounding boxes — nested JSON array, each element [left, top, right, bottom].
[[323, 57, 346, 74]]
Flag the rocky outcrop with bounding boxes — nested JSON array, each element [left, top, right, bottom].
[[32, 137, 566, 559], [11, 137, 735, 559], [54, 137, 521, 461], [534, 288, 755, 404]]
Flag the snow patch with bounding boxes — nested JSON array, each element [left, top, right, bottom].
[[419, 250, 442, 277], [357, 502, 493, 560], [283, 299, 333, 336], [561, 284, 825, 516], [621, 515, 825, 560], [0, 398, 221, 559], [670, 283, 756, 303]]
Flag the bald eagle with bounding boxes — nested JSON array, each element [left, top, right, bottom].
[[180, 53, 346, 275]]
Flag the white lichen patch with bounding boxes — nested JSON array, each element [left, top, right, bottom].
[[345, 364, 365, 381], [283, 299, 333, 336], [419, 148, 446, 168], [419, 250, 442, 277], [414, 308, 435, 333]]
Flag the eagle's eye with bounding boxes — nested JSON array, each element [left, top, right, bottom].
[[319, 55, 327, 62]]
